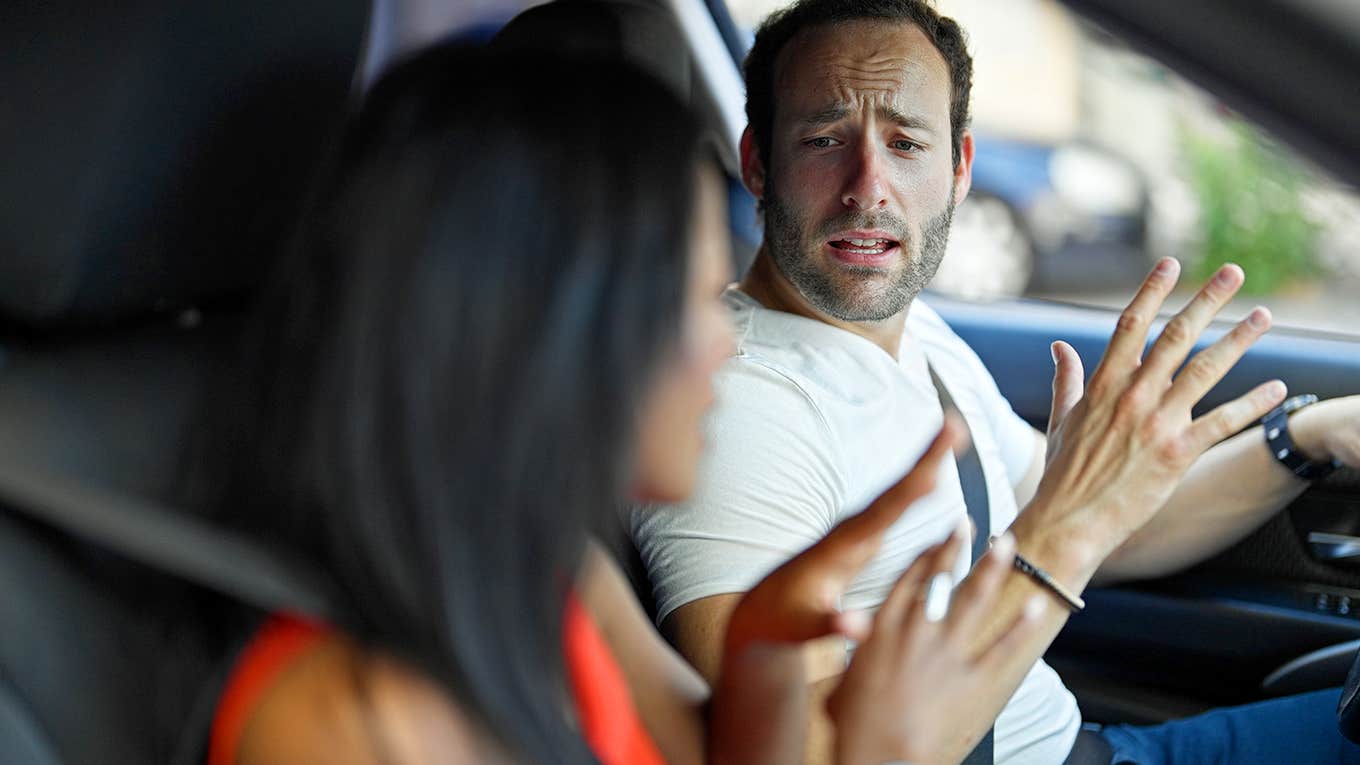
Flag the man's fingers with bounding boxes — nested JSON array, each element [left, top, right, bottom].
[[1138, 264, 1245, 383], [1091, 257, 1180, 381], [1162, 307, 1272, 412], [945, 532, 1015, 641], [1187, 379, 1288, 453], [1047, 341, 1085, 438]]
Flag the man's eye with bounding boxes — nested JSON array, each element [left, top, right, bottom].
[[892, 139, 921, 152], [806, 137, 839, 148]]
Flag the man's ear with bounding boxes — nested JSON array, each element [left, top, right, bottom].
[[739, 127, 766, 201], [952, 130, 975, 206]]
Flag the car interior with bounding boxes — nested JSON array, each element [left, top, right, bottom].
[[1, 0, 1358, 760]]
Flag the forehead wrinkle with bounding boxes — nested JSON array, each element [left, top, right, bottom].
[[775, 20, 951, 130], [778, 29, 922, 93], [800, 102, 932, 133], [817, 54, 921, 97], [832, 55, 917, 82]]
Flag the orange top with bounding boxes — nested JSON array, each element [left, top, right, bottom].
[[207, 613, 326, 765], [208, 601, 664, 765], [562, 592, 667, 765]]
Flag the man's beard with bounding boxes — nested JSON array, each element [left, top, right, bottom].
[[763, 191, 955, 322]]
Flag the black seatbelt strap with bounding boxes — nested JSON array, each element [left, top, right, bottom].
[[926, 364, 991, 564], [0, 460, 338, 621], [928, 362, 994, 765]]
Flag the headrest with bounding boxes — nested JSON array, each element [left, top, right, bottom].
[[492, 0, 694, 105], [0, 1, 370, 329]]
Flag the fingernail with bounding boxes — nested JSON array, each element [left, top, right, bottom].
[[1266, 379, 1287, 401], [1050, 342, 1060, 365], [1246, 306, 1270, 330], [1155, 257, 1177, 275], [1215, 263, 1243, 287], [1024, 594, 1047, 620]]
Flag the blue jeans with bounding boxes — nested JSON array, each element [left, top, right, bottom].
[[1096, 688, 1360, 764]]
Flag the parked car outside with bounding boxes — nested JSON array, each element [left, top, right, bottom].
[[935, 132, 1151, 299]]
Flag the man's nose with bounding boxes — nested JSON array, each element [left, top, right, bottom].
[[840, 143, 889, 211]]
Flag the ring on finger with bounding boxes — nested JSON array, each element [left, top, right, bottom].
[[923, 571, 954, 623]]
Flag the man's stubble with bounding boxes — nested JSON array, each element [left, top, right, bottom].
[[762, 183, 955, 323]]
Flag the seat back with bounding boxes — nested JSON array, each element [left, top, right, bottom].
[[0, 1, 369, 760]]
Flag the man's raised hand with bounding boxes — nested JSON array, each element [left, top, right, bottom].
[[1020, 258, 1287, 578]]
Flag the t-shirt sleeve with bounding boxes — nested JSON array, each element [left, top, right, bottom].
[[627, 360, 846, 623]]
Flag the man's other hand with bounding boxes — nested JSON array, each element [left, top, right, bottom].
[[1291, 395, 1360, 470]]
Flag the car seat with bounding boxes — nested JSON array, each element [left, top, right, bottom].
[[0, 1, 368, 761]]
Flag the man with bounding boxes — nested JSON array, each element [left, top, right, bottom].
[[628, 0, 1360, 762]]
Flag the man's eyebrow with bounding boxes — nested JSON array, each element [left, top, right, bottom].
[[800, 104, 851, 127], [797, 104, 935, 133], [877, 105, 934, 132]]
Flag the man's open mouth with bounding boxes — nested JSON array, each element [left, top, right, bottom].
[[828, 237, 898, 256]]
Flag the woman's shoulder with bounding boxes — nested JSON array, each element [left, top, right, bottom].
[[229, 622, 504, 765]]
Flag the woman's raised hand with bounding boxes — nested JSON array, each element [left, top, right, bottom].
[[712, 420, 970, 765], [826, 531, 1046, 765], [724, 419, 964, 654]]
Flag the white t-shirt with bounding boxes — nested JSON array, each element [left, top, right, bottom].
[[629, 287, 1081, 764]]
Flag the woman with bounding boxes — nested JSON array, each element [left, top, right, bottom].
[[184, 44, 1043, 765]]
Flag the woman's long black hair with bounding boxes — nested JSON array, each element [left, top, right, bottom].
[[199, 45, 708, 762]]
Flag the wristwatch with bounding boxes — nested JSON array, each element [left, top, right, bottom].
[[1261, 394, 1341, 481]]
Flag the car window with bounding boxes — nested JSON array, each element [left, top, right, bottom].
[[725, 0, 1360, 339]]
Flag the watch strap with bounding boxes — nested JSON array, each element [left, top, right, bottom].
[[1262, 394, 1341, 481]]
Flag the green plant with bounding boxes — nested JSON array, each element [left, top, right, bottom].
[[1182, 120, 1322, 294]]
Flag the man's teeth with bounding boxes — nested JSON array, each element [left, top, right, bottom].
[[834, 238, 892, 253]]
